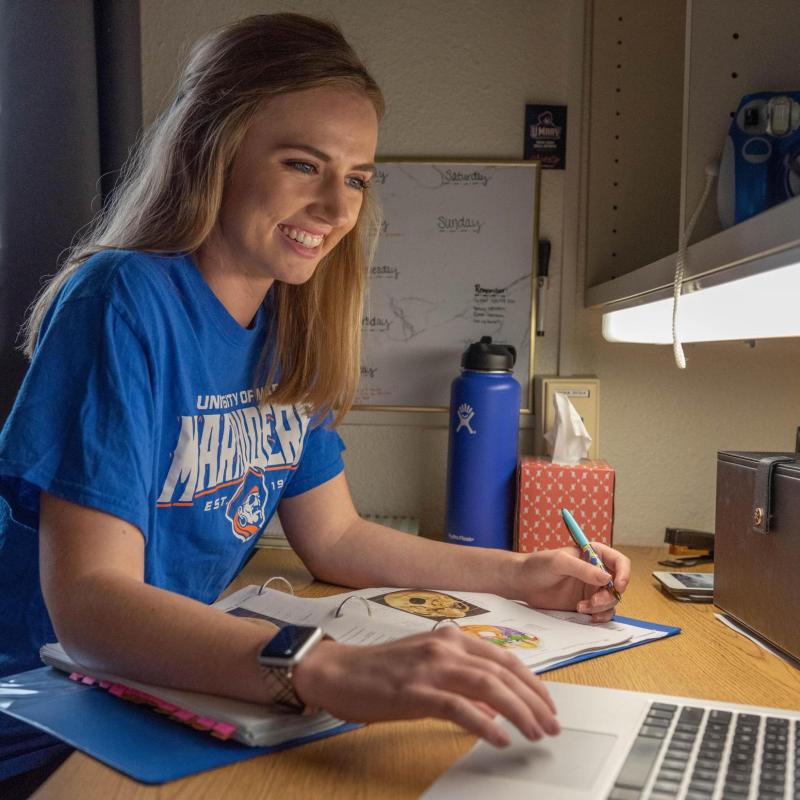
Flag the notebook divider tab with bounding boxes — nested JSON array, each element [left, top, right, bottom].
[[65, 670, 238, 740]]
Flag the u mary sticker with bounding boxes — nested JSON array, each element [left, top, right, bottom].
[[524, 104, 567, 169]]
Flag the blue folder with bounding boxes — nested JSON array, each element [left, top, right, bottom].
[[538, 615, 681, 673], [0, 667, 360, 784], [0, 615, 679, 785]]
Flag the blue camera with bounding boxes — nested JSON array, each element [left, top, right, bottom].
[[718, 91, 800, 227]]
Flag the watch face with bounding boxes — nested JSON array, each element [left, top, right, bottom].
[[259, 625, 322, 665]]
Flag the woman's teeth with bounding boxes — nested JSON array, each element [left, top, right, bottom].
[[280, 225, 323, 248]]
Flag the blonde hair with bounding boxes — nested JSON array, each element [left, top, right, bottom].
[[22, 13, 384, 425]]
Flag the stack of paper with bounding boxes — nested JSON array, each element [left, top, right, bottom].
[[39, 642, 346, 747]]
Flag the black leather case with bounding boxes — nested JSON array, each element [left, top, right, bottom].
[[714, 450, 800, 663]]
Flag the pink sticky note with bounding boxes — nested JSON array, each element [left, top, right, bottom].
[[211, 722, 236, 740]]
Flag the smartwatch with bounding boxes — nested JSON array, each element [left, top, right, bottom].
[[258, 625, 324, 712]]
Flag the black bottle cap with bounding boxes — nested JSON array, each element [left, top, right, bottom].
[[461, 336, 516, 371]]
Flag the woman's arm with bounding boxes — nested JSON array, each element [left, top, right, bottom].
[[39, 492, 276, 701], [279, 473, 631, 622], [40, 491, 559, 747]]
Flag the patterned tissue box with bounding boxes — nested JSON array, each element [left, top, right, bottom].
[[515, 456, 615, 553]]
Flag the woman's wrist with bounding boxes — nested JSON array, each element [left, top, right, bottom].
[[503, 549, 534, 602], [290, 638, 344, 712]]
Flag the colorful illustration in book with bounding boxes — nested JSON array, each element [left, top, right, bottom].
[[460, 624, 540, 649], [369, 590, 488, 620]]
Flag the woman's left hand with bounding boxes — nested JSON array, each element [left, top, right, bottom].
[[511, 544, 631, 622]]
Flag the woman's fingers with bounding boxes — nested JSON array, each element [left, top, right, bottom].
[[472, 699, 499, 719], [411, 685, 512, 747], [551, 544, 631, 614], [297, 630, 561, 747], [577, 587, 618, 615], [552, 548, 612, 588], [591, 542, 632, 592], [589, 609, 616, 623], [436, 656, 555, 739], [423, 629, 559, 739], [554, 542, 630, 591], [454, 630, 558, 717]]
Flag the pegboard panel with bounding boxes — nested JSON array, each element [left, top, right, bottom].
[[683, 0, 800, 243], [585, 0, 686, 289]]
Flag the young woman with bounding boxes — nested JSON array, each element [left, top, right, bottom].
[[0, 13, 630, 792]]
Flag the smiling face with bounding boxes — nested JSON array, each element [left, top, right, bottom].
[[196, 85, 379, 323]]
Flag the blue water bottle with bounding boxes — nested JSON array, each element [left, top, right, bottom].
[[445, 336, 521, 549]]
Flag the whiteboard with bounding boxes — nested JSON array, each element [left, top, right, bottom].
[[356, 161, 539, 411]]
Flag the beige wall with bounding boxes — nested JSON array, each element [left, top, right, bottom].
[[140, 0, 800, 544]]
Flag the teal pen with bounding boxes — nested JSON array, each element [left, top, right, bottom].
[[560, 508, 622, 603]]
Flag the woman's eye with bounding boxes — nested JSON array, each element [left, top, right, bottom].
[[347, 176, 371, 191], [286, 160, 316, 175]]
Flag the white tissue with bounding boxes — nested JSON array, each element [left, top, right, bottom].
[[543, 392, 592, 465]]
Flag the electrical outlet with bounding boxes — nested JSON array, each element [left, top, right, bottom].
[[536, 377, 600, 458]]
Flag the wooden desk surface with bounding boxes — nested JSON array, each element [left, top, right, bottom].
[[34, 546, 800, 800]]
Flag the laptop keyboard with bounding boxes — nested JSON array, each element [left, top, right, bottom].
[[607, 702, 799, 799]]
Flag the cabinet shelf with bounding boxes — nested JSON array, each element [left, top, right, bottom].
[[583, 1, 800, 319], [585, 195, 800, 309]]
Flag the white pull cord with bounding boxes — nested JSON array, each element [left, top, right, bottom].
[[672, 162, 719, 368]]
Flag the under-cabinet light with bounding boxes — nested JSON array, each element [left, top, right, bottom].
[[602, 256, 800, 344]]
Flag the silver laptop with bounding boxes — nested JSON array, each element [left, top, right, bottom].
[[422, 681, 799, 799]]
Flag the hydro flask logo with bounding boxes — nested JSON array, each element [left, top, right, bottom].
[[456, 403, 476, 435]]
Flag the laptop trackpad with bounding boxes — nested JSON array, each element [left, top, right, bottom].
[[463, 727, 618, 790]]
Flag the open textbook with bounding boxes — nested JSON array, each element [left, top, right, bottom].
[[218, 585, 639, 671], [40, 585, 674, 747]]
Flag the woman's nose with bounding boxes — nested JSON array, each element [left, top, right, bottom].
[[312, 178, 357, 227]]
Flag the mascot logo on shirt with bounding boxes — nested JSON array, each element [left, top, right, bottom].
[[225, 467, 268, 542]]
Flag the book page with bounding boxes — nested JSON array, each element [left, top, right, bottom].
[[232, 587, 633, 669]]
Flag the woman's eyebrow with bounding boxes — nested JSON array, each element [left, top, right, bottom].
[[277, 143, 375, 174]]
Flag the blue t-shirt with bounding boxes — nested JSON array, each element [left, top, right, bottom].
[[0, 249, 345, 680]]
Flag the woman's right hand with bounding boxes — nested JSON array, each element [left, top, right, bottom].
[[291, 627, 560, 747]]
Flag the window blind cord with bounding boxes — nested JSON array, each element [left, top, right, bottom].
[[672, 162, 719, 369]]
